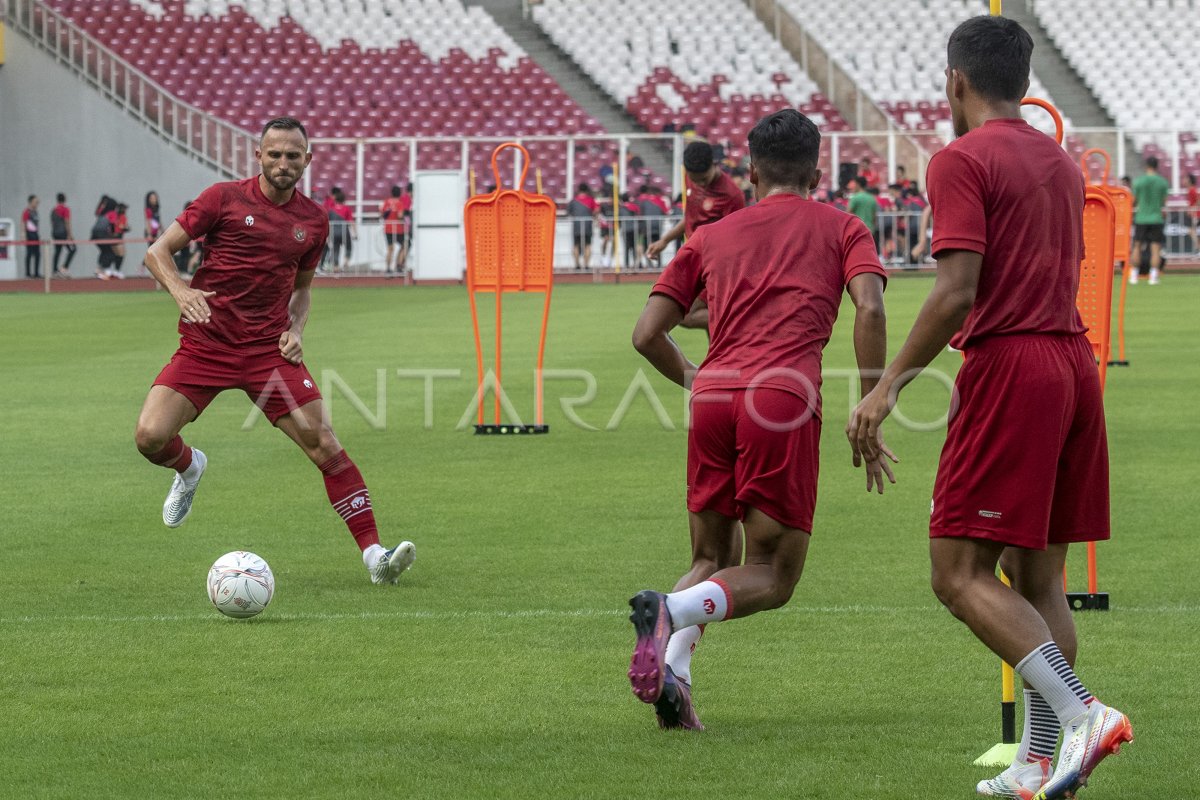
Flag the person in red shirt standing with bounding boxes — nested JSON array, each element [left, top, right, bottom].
[[1187, 172, 1198, 255], [136, 117, 416, 586], [327, 188, 356, 273], [627, 109, 890, 730], [379, 184, 407, 277], [567, 183, 600, 270], [21, 195, 41, 279], [846, 18, 1131, 799]]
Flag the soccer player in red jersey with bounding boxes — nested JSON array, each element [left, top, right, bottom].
[[135, 117, 416, 586], [846, 18, 1131, 799], [647, 141, 746, 331], [627, 109, 891, 730]]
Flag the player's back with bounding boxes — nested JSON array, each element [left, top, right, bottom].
[[928, 119, 1086, 348], [683, 194, 882, 410]]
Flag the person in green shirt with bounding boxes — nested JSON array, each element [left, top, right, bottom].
[[847, 177, 880, 250], [1131, 156, 1171, 285]]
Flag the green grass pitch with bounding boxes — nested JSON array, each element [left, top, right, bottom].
[[1, 275, 1197, 798]]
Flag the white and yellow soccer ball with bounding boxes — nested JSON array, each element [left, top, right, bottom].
[[207, 551, 275, 619]]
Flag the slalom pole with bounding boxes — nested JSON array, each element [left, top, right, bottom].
[[612, 161, 621, 273]]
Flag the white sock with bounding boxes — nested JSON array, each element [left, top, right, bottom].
[[664, 625, 703, 684], [1015, 643, 1093, 728], [362, 543, 385, 568], [181, 449, 203, 484], [1150, 267, 1160, 281], [665, 580, 731, 630]]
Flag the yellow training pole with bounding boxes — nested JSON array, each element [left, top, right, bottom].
[[469, 168, 477, 196], [990, 0, 1002, 14], [536, 168, 543, 195], [612, 161, 621, 273]]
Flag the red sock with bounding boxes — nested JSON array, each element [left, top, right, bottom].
[[318, 449, 380, 551], [144, 435, 193, 473]]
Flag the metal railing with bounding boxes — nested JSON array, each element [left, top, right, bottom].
[[3, 0, 258, 179]]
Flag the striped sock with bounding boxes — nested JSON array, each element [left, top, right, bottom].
[[319, 449, 380, 551], [1015, 642, 1094, 727], [1015, 689, 1061, 765]]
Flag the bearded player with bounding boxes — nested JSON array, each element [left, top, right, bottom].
[[135, 117, 415, 585]]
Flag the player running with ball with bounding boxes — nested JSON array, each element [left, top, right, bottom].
[[846, 17, 1132, 799], [628, 109, 891, 730], [135, 117, 415, 586]]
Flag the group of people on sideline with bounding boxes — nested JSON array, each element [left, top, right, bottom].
[[18, 191, 164, 279]]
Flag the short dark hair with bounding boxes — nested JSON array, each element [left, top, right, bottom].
[[28, 194, 36, 203], [577, 183, 592, 195], [261, 116, 309, 143], [391, 185, 402, 198], [683, 141, 714, 174], [748, 109, 821, 187], [56, 192, 66, 203], [947, 16, 1033, 102], [1146, 156, 1159, 170]]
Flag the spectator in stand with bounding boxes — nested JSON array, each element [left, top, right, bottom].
[[1187, 173, 1198, 255], [51, 193, 76, 278], [858, 156, 879, 189], [847, 177, 879, 250], [22, 195, 42, 279], [568, 183, 600, 270], [1131, 155, 1170, 285], [327, 187, 356, 272], [380, 184, 408, 276], [106, 202, 131, 279]]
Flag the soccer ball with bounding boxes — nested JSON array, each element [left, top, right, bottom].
[[207, 551, 275, 619]]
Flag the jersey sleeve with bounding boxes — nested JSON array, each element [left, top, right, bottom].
[[177, 185, 223, 240], [650, 230, 705, 312], [842, 216, 888, 285], [928, 148, 988, 257]]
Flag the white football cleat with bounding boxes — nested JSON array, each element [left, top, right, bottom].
[[163, 448, 206, 528], [1033, 702, 1133, 800], [977, 758, 1052, 799], [370, 541, 416, 585]]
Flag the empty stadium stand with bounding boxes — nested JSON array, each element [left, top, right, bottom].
[[530, 0, 883, 185], [44, 0, 637, 201]]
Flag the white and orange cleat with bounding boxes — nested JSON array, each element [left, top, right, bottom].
[[977, 759, 1052, 799], [1032, 703, 1133, 800]]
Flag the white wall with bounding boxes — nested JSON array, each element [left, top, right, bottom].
[[0, 32, 226, 268]]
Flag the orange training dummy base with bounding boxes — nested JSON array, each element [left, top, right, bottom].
[[463, 142, 557, 435]]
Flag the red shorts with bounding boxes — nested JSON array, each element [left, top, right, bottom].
[[931, 333, 1109, 550], [153, 338, 323, 424], [687, 387, 820, 531]]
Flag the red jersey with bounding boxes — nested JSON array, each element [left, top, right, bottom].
[[1188, 185, 1199, 220], [176, 176, 329, 352], [52, 204, 71, 223], [652, 193, 885, 415], [145, 206, 162, 237], [928, 118, 1086, 350], [684, 171, 745, 236], [379, 195, 411, 234]]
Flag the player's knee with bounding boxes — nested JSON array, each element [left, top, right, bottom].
[[930, 566, 970, 616], [134, 422, 170, 455], [767, 581, 796, 610]]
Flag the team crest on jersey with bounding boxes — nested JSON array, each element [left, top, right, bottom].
[[702, 198, 715, 212], [245, 215, 255, 226], [293, 225, 306, 242]]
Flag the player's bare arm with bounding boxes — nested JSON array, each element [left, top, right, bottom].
[[846, 272, 897, 493], [646, 218, 685, 261], [846, 249, 982, 463], [280, 267, 316, 364], [632, 293, 696, 388], [678, 297, 709, 329], [145, 221, 216, 324]]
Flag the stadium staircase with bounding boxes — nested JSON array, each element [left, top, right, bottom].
[[1004, 0, 1115, 130], [464, 0, 676, 183]]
